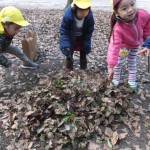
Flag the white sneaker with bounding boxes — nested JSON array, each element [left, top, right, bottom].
[[128, 81, 138, 92], [112, 79, 120, 87]]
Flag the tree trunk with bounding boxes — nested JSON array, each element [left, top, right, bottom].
[[65, 0, 73, 9]]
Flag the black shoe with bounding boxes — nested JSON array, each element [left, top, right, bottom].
[[65, 57, 73, 71], [80, 59, 87, 70]]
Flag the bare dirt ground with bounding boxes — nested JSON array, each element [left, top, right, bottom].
[[0, 8, 150, 150]]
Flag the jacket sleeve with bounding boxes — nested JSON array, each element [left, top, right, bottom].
[[59, 9, 72, 55], [0, 53, 12, 68], [107, 28, 122, 68], [83, 10, 94, 54], [142, 36, 150, 48]]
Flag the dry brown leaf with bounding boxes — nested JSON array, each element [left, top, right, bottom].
[[147, 133, 150, 139], [111, 131, 119, 146], [25, 111, 35, 116], [28, 142, 33, 149], [118, 132, 128, 140], [105, 127, 113, 137], [48, 139, 53, 148], [11, 123, 18, 130], [146, 145, 150, 150], [140, 93, 146, 100], [133, 145, 142, 150], [88, 141, 100, 150]]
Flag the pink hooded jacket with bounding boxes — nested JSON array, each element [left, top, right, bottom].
[[107, 9, 150, 68]]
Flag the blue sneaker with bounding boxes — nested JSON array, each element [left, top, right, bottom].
[[22, 61, 40, 69]]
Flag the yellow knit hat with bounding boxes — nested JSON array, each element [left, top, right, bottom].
[[71, 0, 92, 9], [0, 6, 29, 34]]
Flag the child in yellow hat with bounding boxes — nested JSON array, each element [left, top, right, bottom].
[[59, 0, 94, 71], [0, 6, 39, 69]]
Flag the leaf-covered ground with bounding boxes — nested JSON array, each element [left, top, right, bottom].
[[0, 9, 150, 150]]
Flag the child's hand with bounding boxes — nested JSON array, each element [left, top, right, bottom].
[[66, 48, 71, 51], [138, 47, 150, 56], [9, 64, 18, 71], [62, 48, 71, 57], [108, 67, 114, 80]]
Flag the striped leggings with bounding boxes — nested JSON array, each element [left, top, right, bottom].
[[113, 48, 138, 83]]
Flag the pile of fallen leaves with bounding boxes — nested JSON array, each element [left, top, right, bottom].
[[0, 70, 146, 149]]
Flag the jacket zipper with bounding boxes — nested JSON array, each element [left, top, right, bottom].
[[132, 21, 140, 45]]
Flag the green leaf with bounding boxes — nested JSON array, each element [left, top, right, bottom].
[[40, 134, 46, 142], [88, 121, 94, 129], [145, 124, 150, 127], [105, 110, 111, 117], [63, 115, 70, 122]]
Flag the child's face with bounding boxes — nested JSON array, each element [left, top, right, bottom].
[[76, 8, 89, 20], [116, 0, 137, 21], [3, 23, 22, 37]]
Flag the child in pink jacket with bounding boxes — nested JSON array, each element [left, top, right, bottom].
[[107, 0, 150, 92]]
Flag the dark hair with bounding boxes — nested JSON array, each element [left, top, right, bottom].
[[108, 1, 122, 42], [71, 4, 90, 15], [2, 22, 14, 26]]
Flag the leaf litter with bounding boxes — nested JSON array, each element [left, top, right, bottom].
[[0, 9, 150, 150]]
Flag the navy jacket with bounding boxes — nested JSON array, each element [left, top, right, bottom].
[[59, 6, 94, 56], [142, 36, 150, 48]]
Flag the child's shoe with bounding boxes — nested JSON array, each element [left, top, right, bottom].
[[128, 81, 138, 93], [112, 79, 120, 88], [65, 59, 73, 71], [22, 61, 40, 69]]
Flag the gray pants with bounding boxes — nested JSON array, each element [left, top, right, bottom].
[[5, 45, 30, 64]]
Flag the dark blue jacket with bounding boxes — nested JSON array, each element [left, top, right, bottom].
[[142, 36, 150, 48], [59, 6, 94, 56]]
